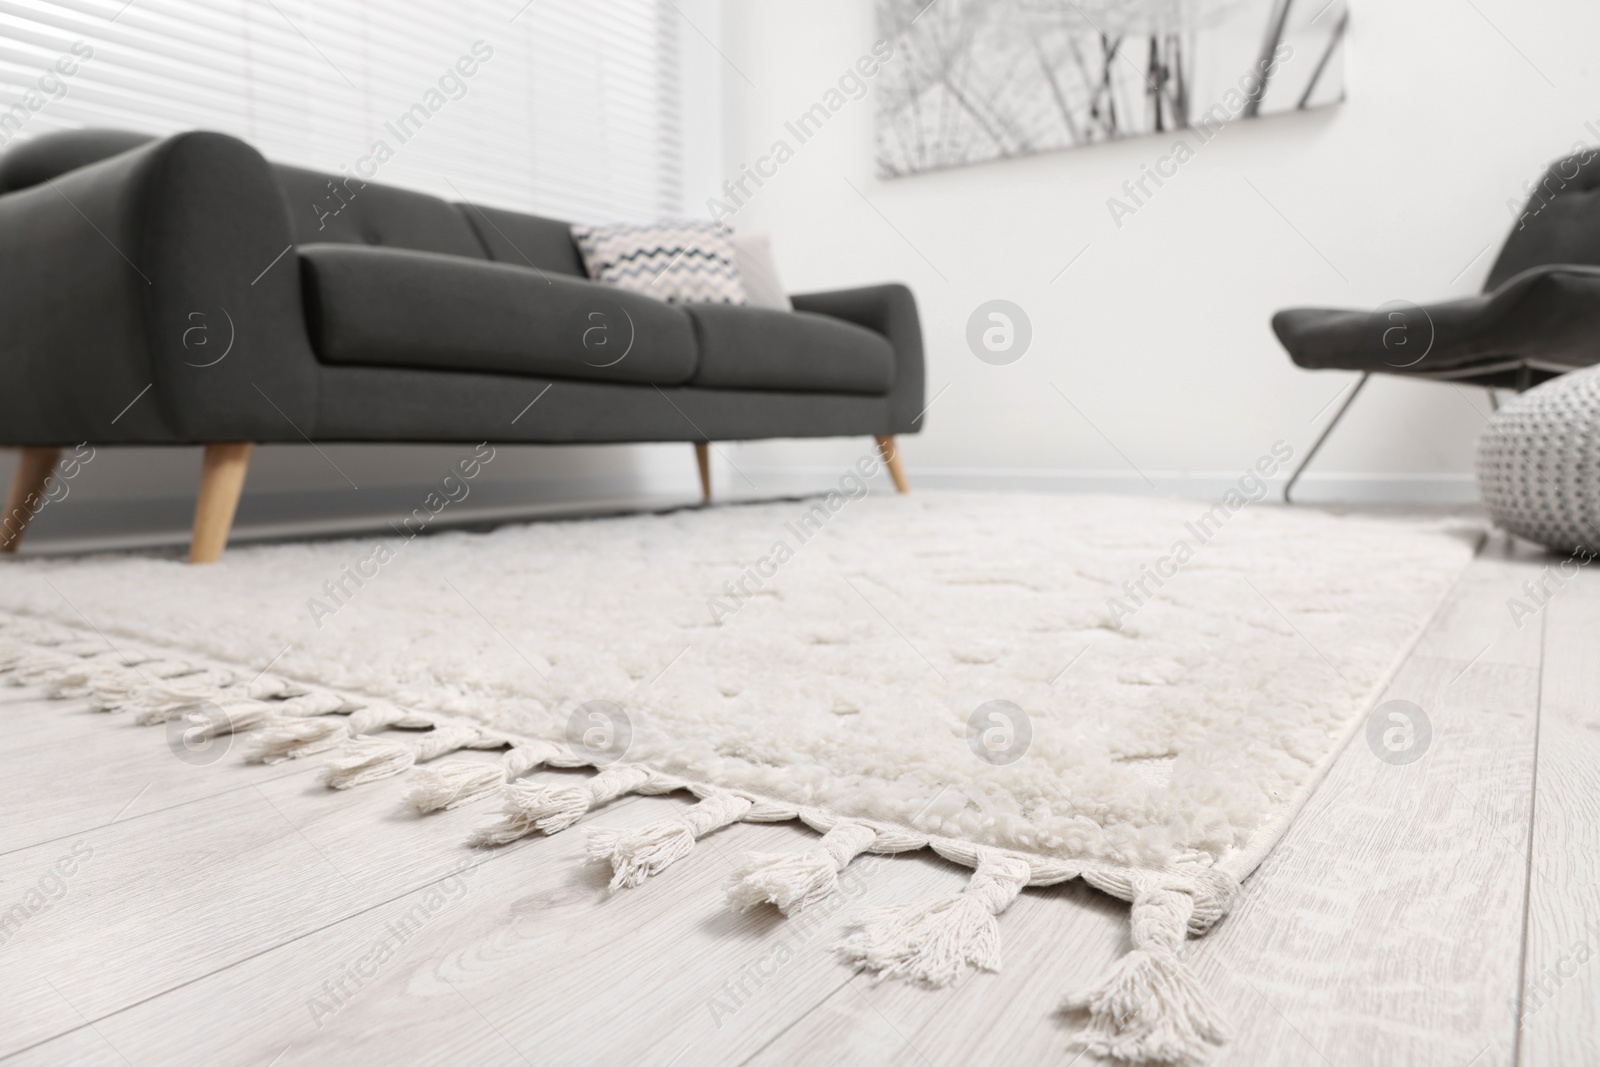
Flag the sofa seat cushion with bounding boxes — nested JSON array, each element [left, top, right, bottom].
[[299, 244, 698, 386], [685, 304, 895, 395]]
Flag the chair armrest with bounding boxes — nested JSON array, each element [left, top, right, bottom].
[[0, 131, 318, 445], [791, 283, 926, 433]]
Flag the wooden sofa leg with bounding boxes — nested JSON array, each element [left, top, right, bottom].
[[1, 447, 63, 553], [189, 443, 254, 564], [874, 435, 909, 494], [694, 441, 712, 503]]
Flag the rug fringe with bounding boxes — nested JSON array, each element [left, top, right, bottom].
[[471, 764, 656, 844], [727, 821, 878, 914], [243, 716, 349, 762], [44, 651, 156, 698], [587, 792, 755, 890], [322, 738, 420, 788], [839, 851, 1032, 987], [322, 725, 484, 789], [166, 697, 275, 737], [248, 673, 313, 700], [244, 703, 429, 764], [123, 671, 251, 721], [405, 761, 505, 813], [45, 655, 176, 703], [87, 659, 211, 700], [404, 740, 567, 813], [1062, 871, 1238, 1065]]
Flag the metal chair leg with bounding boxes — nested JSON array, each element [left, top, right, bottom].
[[1284, 372, 1370, 504], [1486, 388, 1499, 412]]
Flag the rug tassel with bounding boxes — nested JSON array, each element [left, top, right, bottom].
[[88, 659, 211, 701], [840, 851, 1032, 987], [242, 717, 349, 763], [125, 673, 247, 724], [0, 650, 68, 677], [588, 793, 755, 890], [11, 654, 123, 690], [727, 821, 878, 914], [244, 703, 420, 764], [403, 761, 505, 813], [45, 650, 157, 699], [322, 738, 418, 788], [247, 674, 311, 700], [322, 725, 484, 789], [7, 641, 115, 685], [0, 635, 61, 671], [135, 682, 355, 729], [273, 689, 361, 716], [404, 740, 566, 814], [471, 764, 655, 845], [161, 698, 280, 741], [1062, 874, 1237, 1066]]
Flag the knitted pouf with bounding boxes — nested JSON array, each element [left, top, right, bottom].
[[1476, 365, 1600, 553]]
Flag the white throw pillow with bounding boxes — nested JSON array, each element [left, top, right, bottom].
[[732, 230, 793, 310], [570, 220, 748, 305]]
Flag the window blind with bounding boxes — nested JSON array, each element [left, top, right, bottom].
[[0, 0, 686, 221]]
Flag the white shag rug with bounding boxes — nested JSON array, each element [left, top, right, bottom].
[[0, 491, 1479, 1064]]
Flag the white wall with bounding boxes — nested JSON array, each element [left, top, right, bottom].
[[709, 0, 1600, 501]]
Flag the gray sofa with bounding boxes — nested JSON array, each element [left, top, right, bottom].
[[0, 129, 924, 561]]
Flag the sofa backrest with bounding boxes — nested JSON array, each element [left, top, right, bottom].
[[274, 162, 486, 258], [455, 201, 588, 277], [274, 165, 589, 277], [1486, 149, 1600, 290], [0, 127, 590, 278]]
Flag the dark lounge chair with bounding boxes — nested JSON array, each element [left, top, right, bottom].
[[1271, 147, 1600, 501]]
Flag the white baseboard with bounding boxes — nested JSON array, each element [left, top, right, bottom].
[[11, 468, 1482, 556], [737, 465, 1483, 505], [15, 479, 699, 556]]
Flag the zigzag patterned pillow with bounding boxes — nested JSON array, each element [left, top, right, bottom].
[[570, 221, 749, 305]]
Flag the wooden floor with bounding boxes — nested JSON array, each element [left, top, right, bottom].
[[0, 531, 1594, 1066]]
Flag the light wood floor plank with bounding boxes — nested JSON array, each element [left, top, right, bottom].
[[1189, 541, 1544, 1067], [0, 739, 553, 1057], [1517, 562, 1600, 1067], [739, 874, 1128, 1067], [0, 689, 319, 857], [2, 1025, 124, 1067], [21, 794, 975, 1067], [1411, 534, 1547, 671]]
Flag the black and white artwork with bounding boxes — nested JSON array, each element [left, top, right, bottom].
[[875, 0, 1348, 176]]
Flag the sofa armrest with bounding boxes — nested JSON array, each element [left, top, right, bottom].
[[0, 131, 318, 445], [791, 283, 926, 433]]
